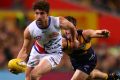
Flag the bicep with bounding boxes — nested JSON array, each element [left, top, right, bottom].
[[17, 27, 33, 60], [22, 27, 32, 50]]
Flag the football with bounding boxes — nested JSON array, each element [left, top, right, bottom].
[[8, 58, 26, 74]]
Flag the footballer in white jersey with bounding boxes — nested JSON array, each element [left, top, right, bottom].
[[11, 1, 78, 80], [27, 16, 63, 68], [28, 16, 62, 55]]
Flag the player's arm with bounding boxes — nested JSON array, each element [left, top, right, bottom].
[[82, 29, 110, 39], [59, 17, 77, 41], [59, 17, 79, 48], [17, 27, 32, 61]]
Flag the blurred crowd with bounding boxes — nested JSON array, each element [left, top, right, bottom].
[[0, 13, 32, 69], [92, 0, 120, 15], [67, 0, 120, 16], [94, 44, 120, 73], [1, 0, 120, 16]]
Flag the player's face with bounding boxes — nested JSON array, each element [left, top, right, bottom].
[[34, 9, 48, 23]]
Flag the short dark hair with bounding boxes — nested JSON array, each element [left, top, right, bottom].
[[33, 1, 50, 14], [65, 16, 77, 27]]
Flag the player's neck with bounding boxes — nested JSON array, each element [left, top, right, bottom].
[[41, 21, 48, 28], [37, 17, 49, 29]]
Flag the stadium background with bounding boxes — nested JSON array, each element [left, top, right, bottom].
[[0, 0, 120, 80]]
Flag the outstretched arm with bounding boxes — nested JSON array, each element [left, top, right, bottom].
[[17, 27, 33, 61], [82, 29, 110, 39]]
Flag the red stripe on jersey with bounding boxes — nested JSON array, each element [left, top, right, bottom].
[[35, 41, 45, 53]]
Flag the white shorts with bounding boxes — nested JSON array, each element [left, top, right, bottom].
[[27, 46, 63, 69]]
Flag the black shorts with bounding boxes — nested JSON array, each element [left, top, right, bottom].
[[69, 48, 97, 74]]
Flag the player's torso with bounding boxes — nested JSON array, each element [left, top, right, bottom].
[[28, 16, 62, 54], [70, 30, 96, 61]]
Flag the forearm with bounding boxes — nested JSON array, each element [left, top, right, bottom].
[[95, 30, 109, 38], [70, 27, 76, 41], [89, 30, 110, 38], [17, 48, 29, 61]]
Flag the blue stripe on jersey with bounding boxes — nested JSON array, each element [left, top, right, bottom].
[[34, 45, 40, 53]]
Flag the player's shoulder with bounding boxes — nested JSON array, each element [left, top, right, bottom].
[[49, 16, 60, 21], [24, 20, 36, 36], [50, 16, 60, 27], [50, 16, 59, 18], [59, 16, 66, 21], [27, 20, 36, 31], [27, 20, 36, 27], [58, 16, 69, 24], [50, 16, 66, 22]]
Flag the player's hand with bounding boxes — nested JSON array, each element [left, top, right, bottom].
[[101, 29, 110, 38]]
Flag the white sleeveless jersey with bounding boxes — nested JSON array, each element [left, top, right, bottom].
[[28, 16, 62, 54]]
